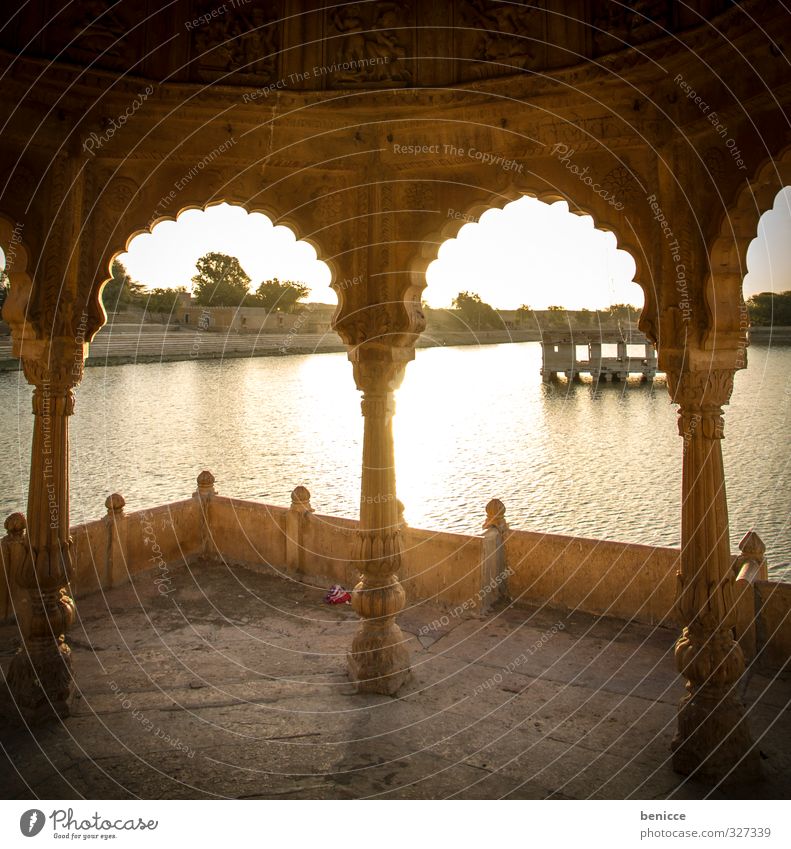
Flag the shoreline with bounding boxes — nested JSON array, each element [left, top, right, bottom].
[[0, 330, 540, 371], [1, 326, 789, 372]]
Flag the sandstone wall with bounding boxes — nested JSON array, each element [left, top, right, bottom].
[[2, 494, 789, 674]]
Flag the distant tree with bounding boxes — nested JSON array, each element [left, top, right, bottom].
[[101, 260, 145, 311], [516, 304, 533, 327], [746, 291, 791, 326], [424, 306, 462, 332], [544, 305, 569, 327], [451, 291, 501, 330], [607, 303, 639, 323], [192, 253, 251, 306], [254, 278, 310, 313], [139, 287, 186, 316]]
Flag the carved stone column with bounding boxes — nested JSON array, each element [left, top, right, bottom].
[[668, 367, 760, 781], [347, 348, 413, 694], [6, 345, 82, 722]]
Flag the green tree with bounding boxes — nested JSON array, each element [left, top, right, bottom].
[[139, 287, 186, 316], [424, 306, 462, 332], [607, 303, 638, 323], [746, 291, 791, 326], [515, 304, 533, 327], [451, 291, 501, 330], [544, 305, 568, 327], [191, 252, 251, 306], [101, 260, 145, 311], [254, 277, 310, 313]]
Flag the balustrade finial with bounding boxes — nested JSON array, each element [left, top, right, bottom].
[[735, 530, 769, 584], [739, 530, 765, 559], [483, 498, 508, 532], [105, 493, 126, 515], [196, 470, 217, 497], [4, 512, 27, 539], [290, 485, 313, 514]]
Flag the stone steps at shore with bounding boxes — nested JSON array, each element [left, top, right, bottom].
[[0, 331, 348, 365], [0, 329, 538, 367]]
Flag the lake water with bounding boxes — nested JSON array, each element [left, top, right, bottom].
[[1, 342, 789, 580]]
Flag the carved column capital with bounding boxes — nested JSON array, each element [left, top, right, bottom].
[[667, 367, 735, 440], [20, 336, 86, 419], [348, 344, 413, 396], [667, 367, 734, 408], [22, 358, 83, 391], [360, 394, 395, 419]]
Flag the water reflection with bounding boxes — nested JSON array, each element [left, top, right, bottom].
[[0, 342, 788, 577]]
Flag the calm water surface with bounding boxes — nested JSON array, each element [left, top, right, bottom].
[[1, 342, 789, 578]]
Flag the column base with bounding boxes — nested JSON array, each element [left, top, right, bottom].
[[672, 691, 762, 784], [4, 645, 74, 725], [347, 621, 411, 695]]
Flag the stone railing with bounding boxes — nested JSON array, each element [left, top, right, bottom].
[[2, 471, 789, 673]]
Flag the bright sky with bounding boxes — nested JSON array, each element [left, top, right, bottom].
[[111, 188, 790, 309], [745, 186, 791, 299], [427, 197, 638, 310]]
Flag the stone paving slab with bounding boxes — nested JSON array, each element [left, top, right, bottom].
[[1, 562, 789, 799]]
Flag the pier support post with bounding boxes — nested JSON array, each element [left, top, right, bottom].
[[347, 347, 412, 694], [6, 342, 82, 722], [668, 367, 760, 782]]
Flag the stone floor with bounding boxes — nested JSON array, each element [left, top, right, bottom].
[[1, 561, 789, 800]]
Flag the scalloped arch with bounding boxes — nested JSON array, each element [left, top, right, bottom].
[[108, 202, 337, 292], [409, 179, 656, 342], [704, 145, 791, 345], [0, 213, 35, 345], [89, 186, 339, 342], [0, 214, 31, 275]]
